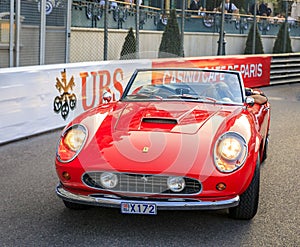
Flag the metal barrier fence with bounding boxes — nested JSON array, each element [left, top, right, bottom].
[[0, 0, 299, 68], [270, 53, 300, 84], [0, 0, 68, 68]]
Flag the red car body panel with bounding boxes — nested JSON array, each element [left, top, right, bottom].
[[56, 100, 269, 199]]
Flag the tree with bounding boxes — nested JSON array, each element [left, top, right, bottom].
[[158, 9, 184, 58], [272, 22, 293, 54], [244, 23, 264, 54], [120, 27, 136, 60]]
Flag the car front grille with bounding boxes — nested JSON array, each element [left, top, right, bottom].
[[82, 172, 201, 195]]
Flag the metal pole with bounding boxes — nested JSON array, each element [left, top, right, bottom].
[[217, 0, 225, 55], [283, 1, 289, 53], [180, 0, 185, 57], [65, 0, 72, 63], [15, 0, 21, 67], [135, 0, 140, 59], [252, 0, 257, 54], [103, 0, 108, 60], [40, 0, 46, 65], [9, 0, 14, 67]]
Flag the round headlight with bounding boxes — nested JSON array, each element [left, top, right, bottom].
[[100, 172, 118, 189], [214, 132, 247, 173], [57, 124, 87, 162], [167, 176, 185, 192], [218, 137, 242, 161], [64, 128, 86, 152]]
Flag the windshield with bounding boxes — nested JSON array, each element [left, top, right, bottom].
[[122, 69, 244, 104]]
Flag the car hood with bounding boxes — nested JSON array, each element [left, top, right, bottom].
[[78, 101, 246, 175], [114, 101, 224, 134]]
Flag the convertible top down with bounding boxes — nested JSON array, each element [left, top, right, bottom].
[[55, 68, 270, 219]]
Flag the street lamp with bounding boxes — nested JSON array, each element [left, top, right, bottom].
[[283, 0, 293, 53], [180, 0, 186, 57], [135, 0, 140, 59], [217, 0, 226, 55], [104, 0, 108, 60], [252, 0, 257, 54]]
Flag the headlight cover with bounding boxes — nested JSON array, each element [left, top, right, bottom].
[[57, 124, 87, 163], [214, 132, 248, 173]]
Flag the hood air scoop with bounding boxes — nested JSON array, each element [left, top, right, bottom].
[[142, 118, 178, 125], [140, 117, 178, 131], [114, 102, 222, 134]]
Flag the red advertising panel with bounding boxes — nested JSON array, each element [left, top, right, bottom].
[[152, 55, 272, 88]]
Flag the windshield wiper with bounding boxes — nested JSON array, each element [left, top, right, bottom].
[[168, 94, 217, 103], [126, 93, 163, 100], [198, 96, 217, 103], [167, 94, 199, 100]]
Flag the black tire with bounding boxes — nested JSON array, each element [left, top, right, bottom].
[[262, 136, 269, 163], [229, 155, 260, 220], [63, 200, 90, 210]]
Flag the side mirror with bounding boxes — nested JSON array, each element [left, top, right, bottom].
[[103, 92, 112, 103], [245, 96, 255, 107]]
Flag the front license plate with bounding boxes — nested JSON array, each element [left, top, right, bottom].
[[121, 202, 157, 215]]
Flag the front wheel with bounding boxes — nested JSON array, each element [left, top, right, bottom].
[[229, 155, 260, 220]]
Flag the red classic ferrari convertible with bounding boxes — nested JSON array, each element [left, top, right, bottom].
[[55, 68, 270, 219]]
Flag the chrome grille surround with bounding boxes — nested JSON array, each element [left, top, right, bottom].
[[82, 172, 202, 195]]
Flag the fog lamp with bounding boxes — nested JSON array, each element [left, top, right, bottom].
[[100, 172, 118, 189], [167, 176, 185, 192]]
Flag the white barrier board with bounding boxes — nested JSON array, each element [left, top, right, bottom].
[[0, 60, 151, 144]]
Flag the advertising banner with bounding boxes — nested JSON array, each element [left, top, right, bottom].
[[152, 55, 272, 88]]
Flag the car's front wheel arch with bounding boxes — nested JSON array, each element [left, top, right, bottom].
[[228, 154, 260, 220]]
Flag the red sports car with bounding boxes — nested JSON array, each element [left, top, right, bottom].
[[55, 68, 270, 219]]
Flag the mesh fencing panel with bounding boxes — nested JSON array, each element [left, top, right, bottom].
[[71, 1, 156, 62], [0, 0, 67, 67]]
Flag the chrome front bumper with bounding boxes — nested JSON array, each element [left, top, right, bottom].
[[56, 184, 239, 211]]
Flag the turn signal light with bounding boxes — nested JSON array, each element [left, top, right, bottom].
[[216, 182, 226, 191], [62, 171, 71, 180]]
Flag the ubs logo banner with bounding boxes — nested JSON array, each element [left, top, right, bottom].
[[53, 69, 77, 120]]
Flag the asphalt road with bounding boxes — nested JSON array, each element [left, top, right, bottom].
[[1, 83, 299, 247]]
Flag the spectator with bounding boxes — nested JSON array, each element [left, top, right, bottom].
[[258, 2, 268, 16], [199, 0, 206, 10], [219, 0, 239, 14], [249, 2, 259, 15], [124, 0, 142, 9], [266, 3, 272, 17], [124, 0, 142, 5], [273, 13, 285, 23], [189, 0, 206, 15], [110, 1, 118, 9], [99, 0, 118, 9], [190, 0, 200, 11]]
